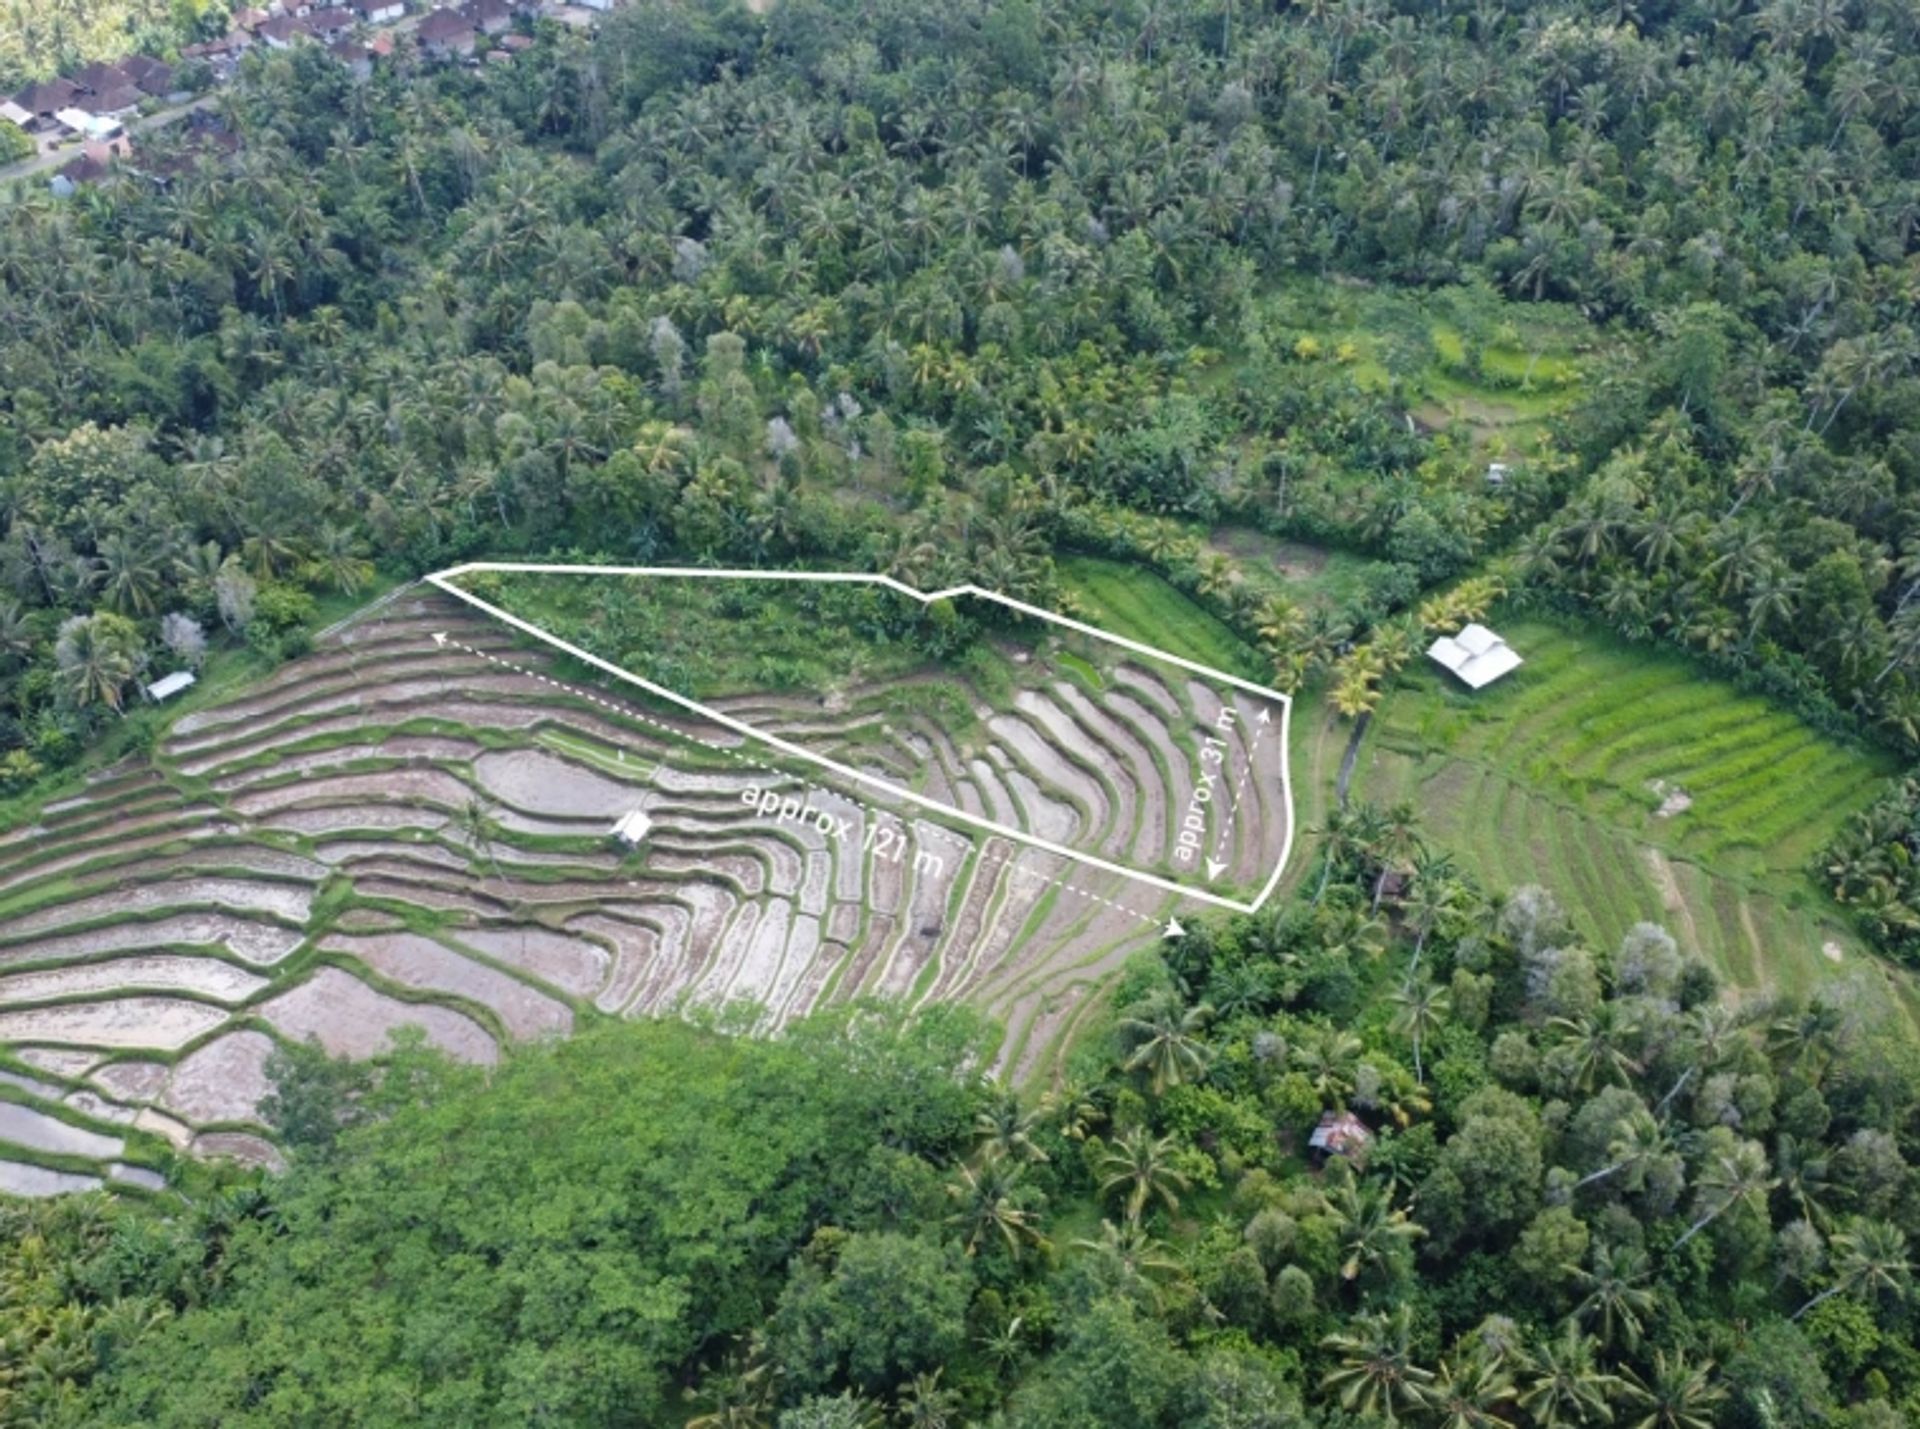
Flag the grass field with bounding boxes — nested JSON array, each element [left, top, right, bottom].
[[1055, 555, 1263, 679], [1261, 280, 1597, 450], [1351, 615, 1919, 1020]]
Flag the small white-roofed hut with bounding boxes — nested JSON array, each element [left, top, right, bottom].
[[610, 808, 653, 848], [1426, 622, 1523, 690]]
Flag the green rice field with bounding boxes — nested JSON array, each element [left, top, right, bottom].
[[1055, 555, 1262, 679], [1352, 616, 1919, 1019]]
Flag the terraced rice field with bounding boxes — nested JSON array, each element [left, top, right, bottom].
[[0, 583, 1293, 1188], [1355, 617, 1913, 1016]]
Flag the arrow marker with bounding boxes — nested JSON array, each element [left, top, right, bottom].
[[1164, 918, 1186, 939], [1205, 856, 1228, 881], [431, 632, 448, 647]]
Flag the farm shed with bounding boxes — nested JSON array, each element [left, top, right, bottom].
[[1427, 623, 1523, 690], [1308, 1111, 1373, 1167], [610, 808, 653, 848], [145, 671, 197, 703]]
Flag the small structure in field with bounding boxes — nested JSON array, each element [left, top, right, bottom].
[[1308, 1110, 1373, 1168], [144, 671, 197, 703], [610, 808, 653, 849], [1427, 622, 1522, 690]]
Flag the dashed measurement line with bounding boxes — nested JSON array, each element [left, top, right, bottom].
[[436, 636, 1162, 930]]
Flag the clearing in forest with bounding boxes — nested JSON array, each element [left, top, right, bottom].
[[1352, 615, 1917, 1019], [431, 564, 1296, 915]]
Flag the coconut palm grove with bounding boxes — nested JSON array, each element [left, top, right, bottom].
[[3, 0, 1920, 1424]]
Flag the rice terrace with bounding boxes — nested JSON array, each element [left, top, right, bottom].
[[0, 567, 1293, 1194]]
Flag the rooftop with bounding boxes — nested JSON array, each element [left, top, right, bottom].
[[1427, 622, 1523, 690]]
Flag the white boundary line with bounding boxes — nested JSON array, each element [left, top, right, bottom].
[[424, 563, 1296, 915]]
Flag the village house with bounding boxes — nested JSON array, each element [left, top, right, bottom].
[[461, 0, 514, 34], [81, 82, 143, 119], [10, 79, 81, 133], [307, 7, 356, 38], [330, 39, 374, 81], [354, 0, 407, 21], [50, 134, 133, 195], [416, 7, 479, 58], [119, 55, 177, 98], [1307, 1110, 1374, 1169], [258, 13, 316, 47]]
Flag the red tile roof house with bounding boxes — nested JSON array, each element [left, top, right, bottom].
[[71, 60, 131, 93], [307, 6, 356, 37], [82, 83, 144, 118], [416, 8, 478, 58], [461, 0, 514, 34], [120, 55, 177, 97], [11, 79, 81, 132], [330, 39, 374, 80], [257, 13, 316, 47]]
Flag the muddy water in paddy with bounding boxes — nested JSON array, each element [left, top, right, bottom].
[[0, 955, 268, 1006], [163, 1031, 276, 1126], [0, 1160, 102, 1196], [328, 932, 573, 1041], [472, 749, 641, 818], [0, 913, 305, 970], [0, 997, 229, 1050], [259, 966, 497, 1064], [0, 1102, 124, 1159]]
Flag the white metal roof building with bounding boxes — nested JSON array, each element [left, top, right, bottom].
[[1427, 623, 1523, 690], [144, 671, 196, 702], [610, 808, 653, 847]]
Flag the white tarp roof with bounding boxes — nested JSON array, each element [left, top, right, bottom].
[[610, 808, 652, 844], [1427, 623, 1523, 690], [145, 670, 196, 701]]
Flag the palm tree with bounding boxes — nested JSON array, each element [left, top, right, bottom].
[[1574, 1108, 1673, 1194], [54, 613, 141, 713], [1614, 1351, 1725, 1429], [1119, 1001, 1213, 1094], [1403, 857, 1465, 973], [1071, 1218, 1184, 1304], [1325, 1172, 1423, 1283], [1320, 1306, 1435, 1424], [945, 1162, 1046, 1259], [0, 602, 35, 669], [1421, 1352, 1514, 1429], [893, 1368, 960, 1429], [1547, 1004, 1643, 1093], [684, 1333, 780, 1429], [1040, 1079, 1103, 1143], [96, 534, 164, 618], [310, 523, 374, 596], [1390, 977, 1449, 1084], [1568, 1241, 1657, 1350], [1792, 1218, 1911, 1320], [973, 1096, 1049, 1166], [976, 1316, 1024, 1375], [1293, 1025, 1365, 1107], [1516, 1323, 1618, 1427], [1097, 1128, 1190, 1224], [1672, 1138, 1775, 1250]]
